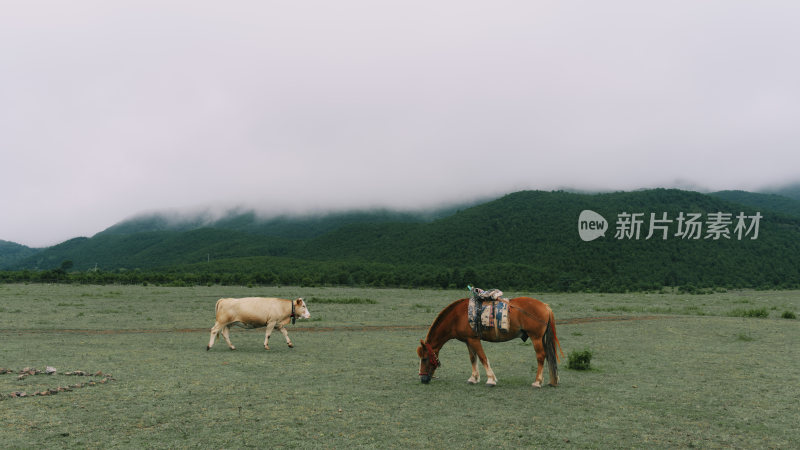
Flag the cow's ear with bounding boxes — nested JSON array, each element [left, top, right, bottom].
[[295, 298, 303, 305]]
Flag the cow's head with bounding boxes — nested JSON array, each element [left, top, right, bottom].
[[294, 298, 311, 319]]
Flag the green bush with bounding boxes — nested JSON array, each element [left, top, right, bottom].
[[568, 349, 593, 370], [782, 311, 797, 319], [728, 307, 769, 318]]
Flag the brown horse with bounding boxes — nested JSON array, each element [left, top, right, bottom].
[[417, 297, 563, 387]]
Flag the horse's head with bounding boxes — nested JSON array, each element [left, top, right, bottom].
[[417, 339, 440, 384]]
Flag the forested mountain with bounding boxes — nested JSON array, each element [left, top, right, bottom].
[[5, 207, 464, 271], [97, 208, 457, 239], [711, 190, 800, 217], [3, 189, 800, 291], [0, 240, 39, 268], [766, 182, 800, 202]]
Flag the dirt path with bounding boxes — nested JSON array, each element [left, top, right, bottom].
[[0, 315, 669, 335]]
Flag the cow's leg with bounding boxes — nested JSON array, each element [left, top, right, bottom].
[[263, 321, 277, 350], [207, 322, 222, 350], [221, 325, 235, 350], [466, 344, 480, 384], [277, 324, 294, 348]]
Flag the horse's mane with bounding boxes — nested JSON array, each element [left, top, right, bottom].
[[425, 298, 467, 341]]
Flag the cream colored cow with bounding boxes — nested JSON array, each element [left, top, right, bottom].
[[207, 297, 310, 351]]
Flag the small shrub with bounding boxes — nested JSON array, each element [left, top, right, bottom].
[[567, 349, 593, 370], [728, 307, 768, 318], [782, 311, 797, 319], [736, 332, 754, 342]]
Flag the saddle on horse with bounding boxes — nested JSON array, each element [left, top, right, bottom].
[[467, 286, 510, 335]]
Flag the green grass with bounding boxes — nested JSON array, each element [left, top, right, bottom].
[[1, 284, 798, 447], [307, 296, 377, 304]]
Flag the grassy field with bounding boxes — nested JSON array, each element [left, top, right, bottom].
[[1, 284, 798, 448]]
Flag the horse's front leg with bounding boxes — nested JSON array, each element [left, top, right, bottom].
[[466, 344, 480, 384], [531, 337, 546, 388], [467, 338, 497, 386]]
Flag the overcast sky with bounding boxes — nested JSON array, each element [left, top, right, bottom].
[[2, 1, 800, 247]]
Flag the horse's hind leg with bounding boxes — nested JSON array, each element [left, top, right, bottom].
[[468, 338, 497, 386], [467, 345, 480, 384], [531, 337, 546, 388]]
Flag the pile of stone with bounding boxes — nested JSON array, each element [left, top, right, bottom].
[[0, 366, 115, 400]]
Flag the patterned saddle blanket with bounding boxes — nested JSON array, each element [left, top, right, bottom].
[[467, 287, 510, 334]]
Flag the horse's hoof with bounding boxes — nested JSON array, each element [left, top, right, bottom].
[[486, 381, 496, 387], [532, 382, 542, 388]]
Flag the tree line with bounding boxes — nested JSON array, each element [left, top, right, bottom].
[[3, 257, 798, 292]]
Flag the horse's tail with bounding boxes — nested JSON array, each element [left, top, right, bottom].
[[543, 307, 564, 384], [548, 308, 564, 361]]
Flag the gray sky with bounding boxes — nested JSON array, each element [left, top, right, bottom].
[[3, 1, 800, 247]]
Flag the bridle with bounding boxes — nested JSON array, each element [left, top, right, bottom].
[[418, 341, 440, 376]]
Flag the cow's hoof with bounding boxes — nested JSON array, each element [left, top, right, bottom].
[[486, 381, 496, 387], [288, 343, 294, 348], [532, 381, 542, 388], [264, 346, 270, 350], [229, 346, 236, 351], [206, 346, 210, 351]]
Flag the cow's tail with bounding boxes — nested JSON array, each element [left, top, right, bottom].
[[214, 298, 224, 318]]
